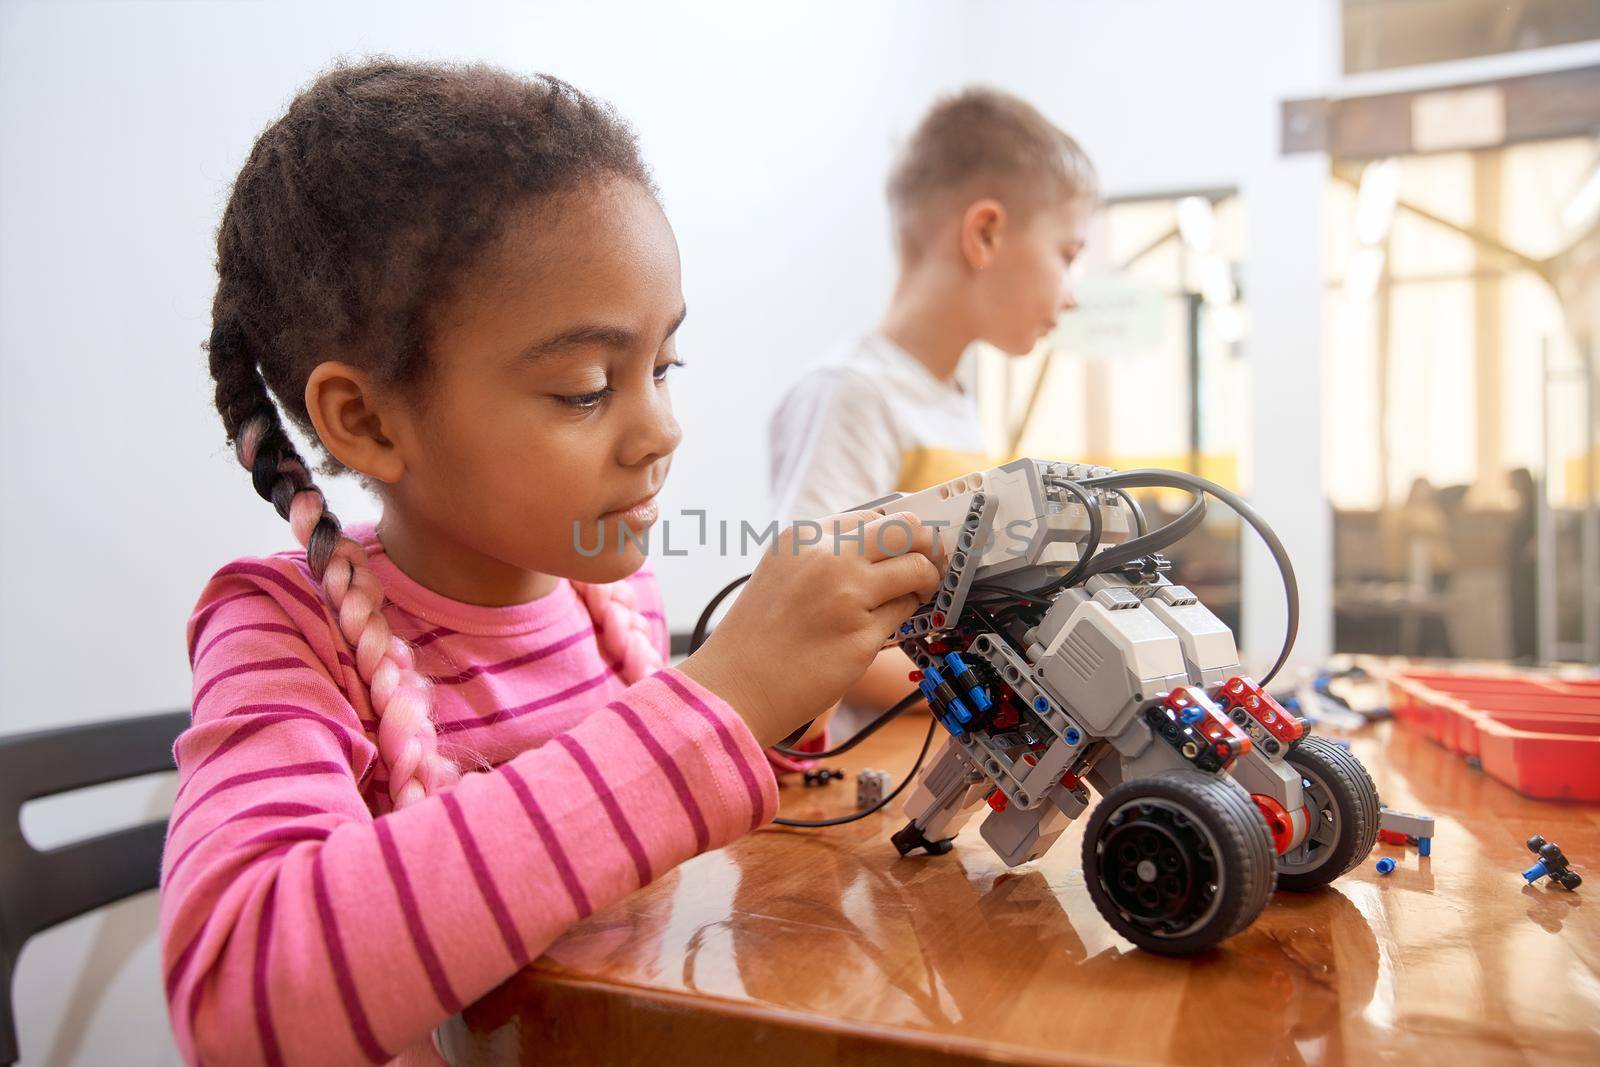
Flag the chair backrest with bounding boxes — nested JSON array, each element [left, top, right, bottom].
[[0, 710, 188, 1066]]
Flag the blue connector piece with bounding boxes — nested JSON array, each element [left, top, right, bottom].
[[1523, 860, 1550, 884], [1376, 857, 1396, 875], [918, 664, 970, 735], [942, 653, 992, 713], [1180, 705, 1205, 725], [1418, 837, 1431, 857], [1034, 696, 1049, 713]]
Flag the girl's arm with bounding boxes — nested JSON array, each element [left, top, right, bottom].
[[164, 572, 776, 1067]]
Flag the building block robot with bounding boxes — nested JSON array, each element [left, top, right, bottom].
[[857, 458, 1382, 956]]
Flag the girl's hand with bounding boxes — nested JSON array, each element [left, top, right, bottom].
[[678, 511, 942, 746]]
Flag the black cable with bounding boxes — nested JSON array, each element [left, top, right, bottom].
[[1073, 487, 1206, 581], [1039, 476, 1102, 593], [1112, 488, 1148, 536], [770, 690, 923, 759], [689, 571, 828, 747], [969, 584, 1052, 608], [776, 717, 817, 749], [772, 717, 939, 828], [1084, 468, 1299, 687], [689, 571, 750, 654]]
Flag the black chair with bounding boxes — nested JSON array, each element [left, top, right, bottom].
[[0, 711, 188, 1066]]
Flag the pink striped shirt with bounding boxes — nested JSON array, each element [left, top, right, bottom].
[[161, 523, 778, 1066]]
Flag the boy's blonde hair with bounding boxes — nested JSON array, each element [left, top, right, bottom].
[[888, 87, 1097, 260]]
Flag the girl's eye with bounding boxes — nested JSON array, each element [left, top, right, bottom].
[[555, 360, 682, 409], [556, 386, 613, 410]]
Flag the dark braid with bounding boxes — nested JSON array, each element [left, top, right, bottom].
[[206, 320, 342, 577], [204, 58, 654, 808]]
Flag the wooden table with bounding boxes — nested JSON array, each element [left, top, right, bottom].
[[441, 715, 1600, 1066]]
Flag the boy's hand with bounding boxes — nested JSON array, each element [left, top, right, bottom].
[[678, 511, 941, 746]]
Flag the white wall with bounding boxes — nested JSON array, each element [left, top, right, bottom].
[[4, 2, 1424, 1063]]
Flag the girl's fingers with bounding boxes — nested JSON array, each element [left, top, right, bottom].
[[859, 511, 939, 563], [867, 591, 924, 641], [867, 550, 942, 606], [811, 509, 893, 552]]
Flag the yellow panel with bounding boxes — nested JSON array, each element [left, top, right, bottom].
[[1561, 445, 1599, 508], [897, 447, 1240, 497], [895, 447, 998, 495]]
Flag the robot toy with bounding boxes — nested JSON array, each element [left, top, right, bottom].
[[854, 458, 1381, 956]]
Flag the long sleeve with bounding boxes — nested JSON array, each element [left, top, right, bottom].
[[162, 570, 777, 1067]]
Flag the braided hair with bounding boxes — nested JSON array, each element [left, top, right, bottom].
[[208, 59, 662, 809]]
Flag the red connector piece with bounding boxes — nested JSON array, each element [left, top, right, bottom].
[[1164, 686, 1255, 766], [1162, 687, 1209, 716], [1251, 793, 1295, 854], [1215, 676, 1304, 745]]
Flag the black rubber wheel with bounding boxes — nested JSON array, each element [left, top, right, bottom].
[[1276, 735, 1381, 891], [1082, 769, 1276, 956]]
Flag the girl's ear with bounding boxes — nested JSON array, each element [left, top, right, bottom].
[[959, 198, 1006, 271], [304, 361, 407, 483]]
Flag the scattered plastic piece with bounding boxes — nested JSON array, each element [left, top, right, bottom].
[[1375, 857, 1396, 875], [1523, 835, 1582, 890], [1378, 806, 1436, 857], [855, 769, 891, 810]]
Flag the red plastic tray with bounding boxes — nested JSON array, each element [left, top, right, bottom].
[[1387, 669, 1600, 802]]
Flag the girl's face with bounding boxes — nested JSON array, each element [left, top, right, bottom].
[[387, 177, 685, 585]]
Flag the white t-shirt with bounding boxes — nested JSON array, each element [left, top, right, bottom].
[[769, 334, 992, 522]]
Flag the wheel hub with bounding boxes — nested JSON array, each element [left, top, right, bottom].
[[1280, 769, 1342, 873], [1100, 802, 1218, 930]]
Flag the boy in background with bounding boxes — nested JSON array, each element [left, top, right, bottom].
[[770, 87, 1098, 715]]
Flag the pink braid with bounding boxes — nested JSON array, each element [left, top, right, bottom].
[[572, 579, 664, 683], [236, 415, 460, 809]]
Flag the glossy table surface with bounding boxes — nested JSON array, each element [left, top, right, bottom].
[[443, 712, 1600, 1066]]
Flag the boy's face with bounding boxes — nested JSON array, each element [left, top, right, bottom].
[[972, 193, 1093, 356], [386, 177, 685, 585]]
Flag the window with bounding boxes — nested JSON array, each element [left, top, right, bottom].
[[1323, 136, 1600, 661]]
